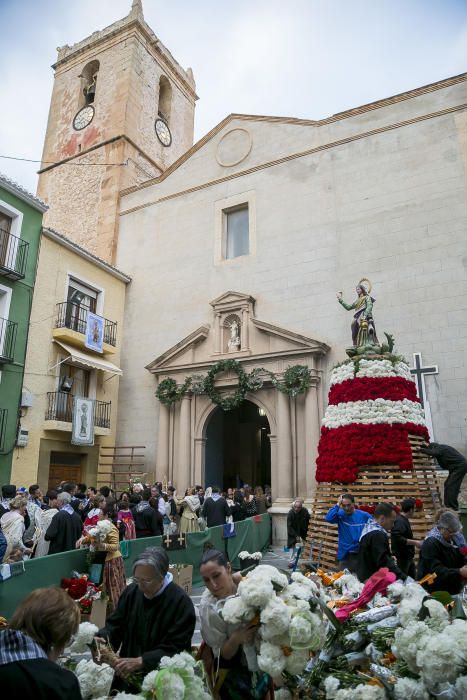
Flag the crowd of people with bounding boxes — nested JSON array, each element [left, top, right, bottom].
[[320, 493, 467, 593], [0, 479, 273, 566]]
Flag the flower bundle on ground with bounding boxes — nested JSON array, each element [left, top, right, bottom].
[[238, 551, 263, 561]]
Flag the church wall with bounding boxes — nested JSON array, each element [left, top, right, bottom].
[[117, 84, 467, 482]]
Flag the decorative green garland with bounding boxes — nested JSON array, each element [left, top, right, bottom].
[[156, 360, 313, 410]]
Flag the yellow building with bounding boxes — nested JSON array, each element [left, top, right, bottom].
[[11, 227, 130, 491]]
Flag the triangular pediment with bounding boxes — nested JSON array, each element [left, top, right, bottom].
[[251, 319, 329, 353], [210, 291, 255, 311], [146, 325, 209, 371]]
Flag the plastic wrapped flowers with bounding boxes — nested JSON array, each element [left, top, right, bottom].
[[220, 564, 327, 680], [141, 652, 211, 700]]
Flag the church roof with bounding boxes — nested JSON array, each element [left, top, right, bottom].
[[121, 70, 467, 197], [0, 172, 48, 213], [42, 227, 131, 283]]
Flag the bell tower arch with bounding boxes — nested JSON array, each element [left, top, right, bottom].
[[37, 0, 197, 263]]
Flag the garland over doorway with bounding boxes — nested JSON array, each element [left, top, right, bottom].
[[155, 359, 313, 411]]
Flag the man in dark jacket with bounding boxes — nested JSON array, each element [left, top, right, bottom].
[[357, 502, 405, 582], [287, 499, 310, 549], [202, 486, 230, 527], [419, 442, 467, 510], [391, 497, 422, 577], [418, 510, 467, 594], [133, 489, 163, 538], [45, 492, 83, 555]]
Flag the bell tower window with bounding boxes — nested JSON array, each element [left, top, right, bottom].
[[80, 59, 100, 107], [157, 75, 172, 124]]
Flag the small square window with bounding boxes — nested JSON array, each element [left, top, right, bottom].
[[224, 206, 249, 259]]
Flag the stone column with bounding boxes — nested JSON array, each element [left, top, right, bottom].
[[156, 402, 170, 482], [269, 390, 294, 545], [276, 390, 293, 500], [241, 307, 249, 351], [214, 313, 222, 354], [178, 395, 192, 491], [305, 383, 320, 500]]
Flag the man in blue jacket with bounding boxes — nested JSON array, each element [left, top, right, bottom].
[[325, 493, 372, 572]]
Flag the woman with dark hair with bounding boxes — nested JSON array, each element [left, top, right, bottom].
[[199, 549, 268, 699], [230, 490, 246, 522], [82, 494, 105, 533], [96, 546, 195, 694], [243, 485, 257, 517], [0, 587, 81, 698]]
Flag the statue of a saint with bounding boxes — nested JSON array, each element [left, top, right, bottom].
[[337, 279, 378, 348], [227, 319, 241, 351]]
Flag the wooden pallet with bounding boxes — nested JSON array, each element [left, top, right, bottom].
[[97, 445, 146, 494], [304, 434, 442, 571]]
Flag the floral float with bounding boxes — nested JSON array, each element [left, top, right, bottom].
[[316, 357, 430, 482]]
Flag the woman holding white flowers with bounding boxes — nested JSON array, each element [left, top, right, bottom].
[[78, 504, 126, 609], [199, 548, 271, 699]]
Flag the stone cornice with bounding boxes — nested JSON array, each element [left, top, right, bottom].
[[149, 349, 324, 378], [120, 71, 467, 199], [37, 134, 162, 175], [120, 100, 467, 216]]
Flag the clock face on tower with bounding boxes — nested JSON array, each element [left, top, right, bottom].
[[155, 118, 172, 147], [73, 105, 95, 131]]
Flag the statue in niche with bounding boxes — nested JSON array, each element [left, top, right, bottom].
[[227, 318, 241, 351]]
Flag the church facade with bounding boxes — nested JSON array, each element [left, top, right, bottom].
[[31, 2, 467, 525], [116, 76, 467, 526]]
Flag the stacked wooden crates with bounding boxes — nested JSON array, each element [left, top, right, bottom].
[[304, 434, 442, 571]]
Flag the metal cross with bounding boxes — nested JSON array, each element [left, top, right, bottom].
[[178, 531, 185, 547], [409, 352, 438, 408]]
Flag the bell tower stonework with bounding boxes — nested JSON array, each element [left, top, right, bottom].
[[37, 0, 197, 263]]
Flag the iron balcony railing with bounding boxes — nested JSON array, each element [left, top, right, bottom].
[[0, 228, 29, 280], [45, 392, 111, 429], [0, 317, 17, 363], [0, 408, 7, 451], [55, 301, 117, 347]]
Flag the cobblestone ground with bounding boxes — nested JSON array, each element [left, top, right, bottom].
[[191, 545, 291, 647]]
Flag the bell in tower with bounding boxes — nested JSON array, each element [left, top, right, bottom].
[[37, 0, 197, 264]]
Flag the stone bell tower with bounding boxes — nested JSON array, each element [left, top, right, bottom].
[[37, 0, 197, 263]]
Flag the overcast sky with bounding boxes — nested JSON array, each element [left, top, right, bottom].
[[1, 0, 467, 193]]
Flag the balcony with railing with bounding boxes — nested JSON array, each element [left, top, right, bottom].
[[53, 301, 118, 352], [45, 392, 111, 433], [0, 228, 29, 280], [0, 317, 17, 363], [0, 408, 7, 451]]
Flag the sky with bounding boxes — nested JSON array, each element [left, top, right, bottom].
[[1, 0, 467, 193]]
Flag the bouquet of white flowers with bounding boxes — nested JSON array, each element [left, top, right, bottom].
[[88, 519, 113, 550], [74, 658, 114, 699]]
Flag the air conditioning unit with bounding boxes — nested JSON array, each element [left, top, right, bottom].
[[21, 390, 33, 408], [16, 428, 29, 448]]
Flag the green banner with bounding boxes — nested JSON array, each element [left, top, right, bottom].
[[0, 515, 271, 619]]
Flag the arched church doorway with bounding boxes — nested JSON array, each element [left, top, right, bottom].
[[204, 400, 271, 490]]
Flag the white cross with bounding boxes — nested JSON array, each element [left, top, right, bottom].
[[410, 352, 438, 439]]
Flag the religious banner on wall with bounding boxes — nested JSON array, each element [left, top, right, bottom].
[[71, 396, 95, 446], [85, 312, 104, 353]]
